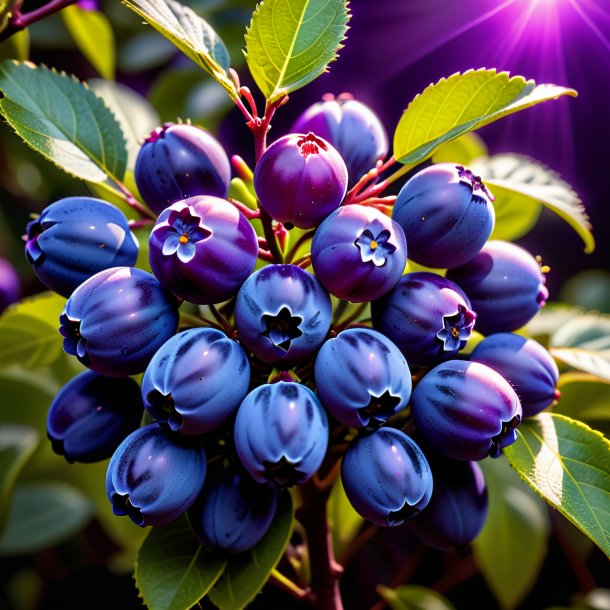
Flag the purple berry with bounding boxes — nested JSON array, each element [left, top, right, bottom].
[[188, 462, 278, 554], [470, 332, 560, 417], [254, 132, 348, 229], [59, 267, 179, 376], [311, 204, 407, 302], [149, 197, 258, 304], [410, 360, 522, 461], [407, 456, 488, 550], [371, 272, 476, 366], [47, 371, 143, 463], [142, 328, 250, 435], [234, 264, 332, 364], [0, 257, 20, 313], [446, 240, 549, 335], [106, 424, 206, 527], [24, 197, 139, 297], [341, 427, 433, 527], [135, 123, 231, 214], [291, 93, 389, 188], [392, 163, 495, 268], [314, 328, 411, 429], [234, 382, 329, 490]]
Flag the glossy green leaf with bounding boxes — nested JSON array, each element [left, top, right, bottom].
[[62, 6, 116, 80], [555, 373, 610, 422], [0, 425, 39, 534], [135, 515, 227, 610], [0, 292, 66, 369], [89, 79, 159, 169], [394, 69, 577, 166], [329, 475, 364, 560], [0, 481, 94, 555], [431, 132, 488, 165], [525, 303, 585, 341], [504, 413, 610, 559], [245, 0, 350, 103], [473, 456, 550, 610], [121, 0, 236, 99], [472, 154, 593, 252], [378, 585, 457, 610], [0, 61, 127, 183], [208, 490, 293, 610]]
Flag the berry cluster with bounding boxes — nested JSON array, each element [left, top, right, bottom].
[[29, 94, 558, 555]]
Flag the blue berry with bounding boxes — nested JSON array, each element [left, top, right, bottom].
[[410, 360, 522, 461], [142, 328, 250, 435], [0, 257, 20, 313], [106, 424, 206, 527], [59, 267, 179, 376], [311, 204, 407, 302], [234, 382, 329, 490], [149, 197, 258, 304], [314, 328, 411, 429], [392, 163, 495, 268], [188, 462, 278, 554], [235, 264, 332, 363], [135, 123, 231, 214], [371, 272, 476, 366], [254, 132, 348, 229], [470, 332, 559, 417], [446, 240, 549, 335], [25, 197, 138, 297], [47, 371, 143, 463], [341, 427, 433, 527]]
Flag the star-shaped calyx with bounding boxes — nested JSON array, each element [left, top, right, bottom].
[[59, 313, 90, 364], [436, 304, 476, 351], [456, 165, 494, 201], [259, 307, 303, 352], [153, 205, 211, 263], [358, 390, 402, 428], [262, 456, 304, 489], [489, 414, 522, 458], [24, 217, 47, 264], [145, 390, 183, 432], [355, 228, 396, 267]]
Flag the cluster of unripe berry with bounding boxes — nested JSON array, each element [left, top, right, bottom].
[[25, 93, 559, 554]]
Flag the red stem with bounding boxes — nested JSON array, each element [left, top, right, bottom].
[[228, 197, 260, 219], [0, 0, 78, 42], [116, 181, 156, 220], [343, 156, 397, 205]]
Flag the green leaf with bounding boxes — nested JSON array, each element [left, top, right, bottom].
[[0, 61, 127, 183], [377, 585, 457, 610], [431, 132, 488, 165], [504, 413, 610, 559], [472, 154, 593, 252], [89, 79, 159, 170], [0, 425, 39, 535], [394, 69, 577, 166], [135, 515, 227, 610], [525, 302, 586, 341], [121, 0, 237, 99], [0, 292, 66, 369], [0, 481, 94, 555], [329, 475, 364, 560], [473, 456, 550, 610], [62, 6, 116, 81], [208, 490, 293, 610], [245, 0, 350, 103], [0, 28, 29, 61]]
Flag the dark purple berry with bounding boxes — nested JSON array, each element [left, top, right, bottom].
[[149, 197, 258, 304], [341, 427, 433, 527], [142, 328, 250, 435], [106, 424, 206, 527], [188, 462, 278, 554], [311, 204, 407, 302], [135, 123, 231, 214], [314, 328, 411, 429], [254, 132, 348, 229], [407, 456, 488, 550], [59, 267, 179, 376], [24, 197, 138, 297], [392, 163, 495, 268], [446, 240, 549, 335], [234, 264, 332, 363], [291, 93, 389, 188], [470, 332, 559, 417], [47, 371, 143, 463], [0, 257, 20, 313], [371, 271, 476, 366], [410, 360, 522, 461], [234, 382, 329, 490]]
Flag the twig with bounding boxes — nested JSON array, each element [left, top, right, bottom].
[[0, 0, 78, 43]]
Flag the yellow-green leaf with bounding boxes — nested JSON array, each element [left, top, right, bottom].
[[394, 69, 577, 166]]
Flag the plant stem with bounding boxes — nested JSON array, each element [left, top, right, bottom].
[[269, 568, 313, 602], [297, 479, 344, 610], [0, 0, 77, 43]]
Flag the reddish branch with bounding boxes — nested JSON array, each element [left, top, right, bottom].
[[0, 0, 79, 43]]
